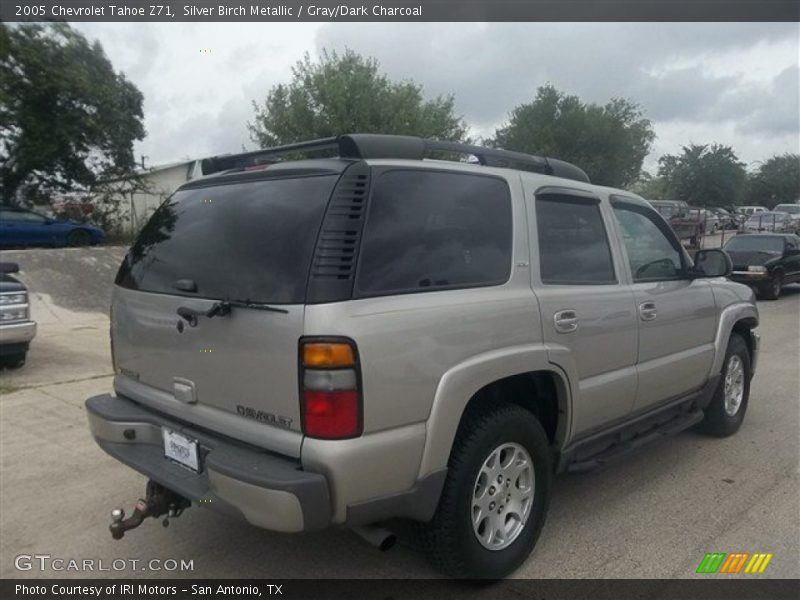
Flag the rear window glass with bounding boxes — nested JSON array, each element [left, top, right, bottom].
[[116, 175, 336, 303], [536, 195, 616, 284], [356, 170, 512, 296]]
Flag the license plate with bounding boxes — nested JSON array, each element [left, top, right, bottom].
[[162, 428, 199, 472]]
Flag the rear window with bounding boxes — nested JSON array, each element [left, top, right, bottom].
[[356, 170, 512, 296], [116, 175, 336, 303], [536, 195, 616, 285]]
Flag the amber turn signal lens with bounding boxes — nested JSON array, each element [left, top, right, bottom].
[[302, 342, 355, 368]]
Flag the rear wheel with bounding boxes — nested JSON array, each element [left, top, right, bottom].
[[421, 403, 552, 579], [761, 272, 782, 300], [701, 333, 750, 437], [67, 229, 91, 247]]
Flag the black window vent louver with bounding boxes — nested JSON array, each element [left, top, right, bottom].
[[306, 162, 371, 303]]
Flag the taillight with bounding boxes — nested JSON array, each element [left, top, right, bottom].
[[299, 339, 362, 439]]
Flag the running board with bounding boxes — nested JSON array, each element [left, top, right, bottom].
[[567, 410, 704, 473]]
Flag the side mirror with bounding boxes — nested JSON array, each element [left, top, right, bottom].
[[786, 247, 800, 256], [0, 262, 20, 274], [692, 249, 732, 278]]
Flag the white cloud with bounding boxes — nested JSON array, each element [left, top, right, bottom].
[[74, 22, 799, 175]]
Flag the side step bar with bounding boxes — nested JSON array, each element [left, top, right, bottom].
[[567, 410, 704, 473]]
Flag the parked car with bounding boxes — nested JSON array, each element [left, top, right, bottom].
[[725, 233, 800, 300], [710, 207, 738, 230], [743, 211, 793, 233], [86, 134, 759, 579], [0, 262, 36, 368], [648, 199, 689, 220], [739, 206, 768, 217], [0, 206, 106, 247], [773, 203, 800, 232], [670, 206, 707, 246]]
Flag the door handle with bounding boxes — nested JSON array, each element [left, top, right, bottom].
[[554, 310, 578, 333], [639, 302, 658, 321]]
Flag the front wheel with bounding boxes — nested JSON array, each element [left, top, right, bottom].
[[67, 229, 92, 247], [0, 351, 27, 369], [761, 272, 782, 300], [700, 333, 751, 437], [421, 403, 552, 579]]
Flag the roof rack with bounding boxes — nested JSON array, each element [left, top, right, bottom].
[[200, 134, 590, 183]]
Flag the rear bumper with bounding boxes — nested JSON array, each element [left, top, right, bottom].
[[85, 394, 330, 532], [0, 320, 36, 345]]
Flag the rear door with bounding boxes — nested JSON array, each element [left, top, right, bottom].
[[112, 172, 340, 456], [527, 188, 639, 437], [609, 198, 717, 412]]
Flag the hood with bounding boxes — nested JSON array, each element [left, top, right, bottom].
[[0, 275, 26, 292], [726, 250, 781, 268]]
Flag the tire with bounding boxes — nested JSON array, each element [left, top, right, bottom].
[[67, 229, 91, 247], [761, 272, 782, 301], [700, 333, 750, 437], [0, 352, 26, 369], [421, 403, 553, 579]]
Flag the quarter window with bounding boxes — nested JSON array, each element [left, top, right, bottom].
[[535, 195, 616, 285], [356, 170, 512, 296], [613, 204, 683, 281]]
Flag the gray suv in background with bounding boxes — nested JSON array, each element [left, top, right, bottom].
[[86, 134, 760, 578]]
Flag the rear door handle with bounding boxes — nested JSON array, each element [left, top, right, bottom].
[[639, 302, 658, 321], [554, 310, 578, 333]]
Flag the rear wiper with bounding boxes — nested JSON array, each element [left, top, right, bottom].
[[177, 299, 288, 327], [227, 299, 289, 314]]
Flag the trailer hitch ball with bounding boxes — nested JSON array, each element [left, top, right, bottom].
[[108, 481, 190, 540]]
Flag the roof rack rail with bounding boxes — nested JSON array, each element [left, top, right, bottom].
[[201, 134, 590, 183]]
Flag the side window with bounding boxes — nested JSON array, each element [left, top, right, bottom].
[[613, 204, 684, 282], [9, 210, 45, 223], [535, 195, 616, 285], [356, 170, 512, 296]]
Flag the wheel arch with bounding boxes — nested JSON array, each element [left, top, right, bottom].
[[710, 302, 759, 378], [417, 345, 571, 480]]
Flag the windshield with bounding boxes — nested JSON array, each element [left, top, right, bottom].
[[774, 205, 800, 214], [724, 236, 784, 253], [115, 175, 337, 303]]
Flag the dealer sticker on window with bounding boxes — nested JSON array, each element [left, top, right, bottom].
[[162, 428, 199, 472]]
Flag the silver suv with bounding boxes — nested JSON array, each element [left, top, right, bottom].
[[86, 134, 760, 578]]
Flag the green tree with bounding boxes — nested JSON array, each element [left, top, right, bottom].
[[630, 171, 668, 200], [746, 154, 800, 209], [248, 49, 467, 147], [658, 144, 747, 207], [0, 23, 145, 205], [489, 85, 655, 188]]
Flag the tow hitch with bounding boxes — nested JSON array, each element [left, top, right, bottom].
[[109, 480, 191, 540]]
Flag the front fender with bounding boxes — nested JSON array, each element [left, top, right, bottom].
[[417, 344, 572, 479]]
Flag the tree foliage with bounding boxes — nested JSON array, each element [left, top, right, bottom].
[[746, 153, 800, 209], [490, 85, 655, 188], [657, 144, 747, 207], [0, 23, 145, 205], [248, 49, 467, 147]]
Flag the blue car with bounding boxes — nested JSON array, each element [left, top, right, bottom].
[[0, 207, 106, 247]]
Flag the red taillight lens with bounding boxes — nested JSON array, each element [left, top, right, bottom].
[[302, 390, 359, 439], [300, 338, 361, 439]]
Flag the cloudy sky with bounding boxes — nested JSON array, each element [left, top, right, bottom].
[[74, 22, 799, 173]]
